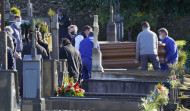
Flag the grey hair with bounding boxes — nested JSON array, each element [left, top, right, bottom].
[[4, 26, 14, 35], [68, 25, 78, 33]]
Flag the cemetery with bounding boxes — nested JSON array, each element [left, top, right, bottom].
[[0, 0, 190, 111]]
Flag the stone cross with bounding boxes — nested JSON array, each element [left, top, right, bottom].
[[91, 15, 104, 79], [27, 0, 33, 17], [51, 14, 59, 60], [110, 6, 114, 22], [93, 15, 98, 48], [31, 19, 37, 60]]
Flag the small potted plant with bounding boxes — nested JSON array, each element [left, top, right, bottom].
[[11, 7, 21, 16]]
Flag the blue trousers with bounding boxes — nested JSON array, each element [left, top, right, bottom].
[[82, 57, 92, 80]]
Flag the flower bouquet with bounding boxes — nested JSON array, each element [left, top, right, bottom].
[[140, 84, 169, 111], [167, 75, 181, 88], [57, 75, 85, 97]]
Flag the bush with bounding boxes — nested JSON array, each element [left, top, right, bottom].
[[35, 19, 49, 34], [47, 8, 56, 22], [11, 7, 21, 16]]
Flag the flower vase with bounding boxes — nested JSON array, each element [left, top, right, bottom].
[[170, 87, 175, 104], [180, 75, 184, 84]]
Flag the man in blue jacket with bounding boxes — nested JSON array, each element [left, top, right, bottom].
[[11, 15, 23, 59], [158, 28, 178, 70], [79, 32, 100, 80]]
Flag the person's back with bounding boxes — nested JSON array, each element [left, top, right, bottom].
[[22, 43, 48, 59], [59, 38, 82, 82], [22, 33, 48, 59], [136, 21, 160, 70], [79, 32, 100, 80], [137, 29, 158, 55], [38, 40, 50, 59]]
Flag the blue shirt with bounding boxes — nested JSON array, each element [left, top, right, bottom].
[[161, 36, 178, 64], [79, 36, 100, 59]]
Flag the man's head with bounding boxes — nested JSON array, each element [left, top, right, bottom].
[[83, 25, 92, 37], [28, 32, 37, 43], [158, 28, 168, 40], [57, 8, 63, 17], [88, 31, 94, 37], [14, 15, 21, 27], [68, 25, 78, 35], [61, 38, 71, 46], [141, 21, 150, 30], [4, 26, 14, 35], [36, 31, 42, 41]]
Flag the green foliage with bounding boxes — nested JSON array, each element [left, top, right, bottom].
[[35, 19, 49, 34], [47, 8, 56, 22], [10, 7, 21, 16], [63, 0, 190, 41], [140, 84, 169, 111], [169, 63, 185, 79], [176, 40, 186, 50]]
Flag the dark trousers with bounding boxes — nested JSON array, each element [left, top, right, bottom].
[[140, 54, 160, 70]]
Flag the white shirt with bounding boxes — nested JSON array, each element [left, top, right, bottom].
[[75, 35, 84, 50]]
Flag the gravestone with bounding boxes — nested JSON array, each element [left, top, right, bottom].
[[113, 1, 124, 41], [42, 60, 58, 97], [22, 21, 45, 111], [107, 6, 117, 42], [51, 14, 59, 60], [0, 31, 8, 70], [27, 0, 33, 17], [0, 70, 18, 111], [91, 15, 104, 78]]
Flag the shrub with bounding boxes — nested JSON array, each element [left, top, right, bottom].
[[10, 7, 21, 16], [35, 19, 49, 34], [47, 8, 56, 22]]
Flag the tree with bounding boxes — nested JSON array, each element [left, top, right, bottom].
[[63, 0, 190, 41]]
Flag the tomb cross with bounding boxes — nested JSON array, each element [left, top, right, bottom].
[[93, 15, 99, 48]]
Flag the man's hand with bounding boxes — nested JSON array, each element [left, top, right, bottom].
[[14, 51, 21, 59], [59, 22, 64, 25], [135, 60, 139, 64]]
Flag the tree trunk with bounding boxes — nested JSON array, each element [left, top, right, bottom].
[[127, 28, 132, 41]]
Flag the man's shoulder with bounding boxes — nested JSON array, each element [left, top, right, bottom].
[[75, 34, 83, 39], [36, 44, 46, 51], [38, 41, 48, 47], [166, 37, 176, 43]]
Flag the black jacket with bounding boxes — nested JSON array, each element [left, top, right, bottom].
[[58, 15, 71, 43], [7, 47, 14, 69], [22, 42, 48, 59], [38, 40, 50, 59], [59, 43, 82, 81]]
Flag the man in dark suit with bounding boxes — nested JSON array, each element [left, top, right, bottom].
[[22, 33, 48, 59], [36, 31, 50, 59], [57, 8, 71, 44]]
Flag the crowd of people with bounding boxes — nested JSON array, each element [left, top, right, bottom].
[[2, 8, 179, 97]]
